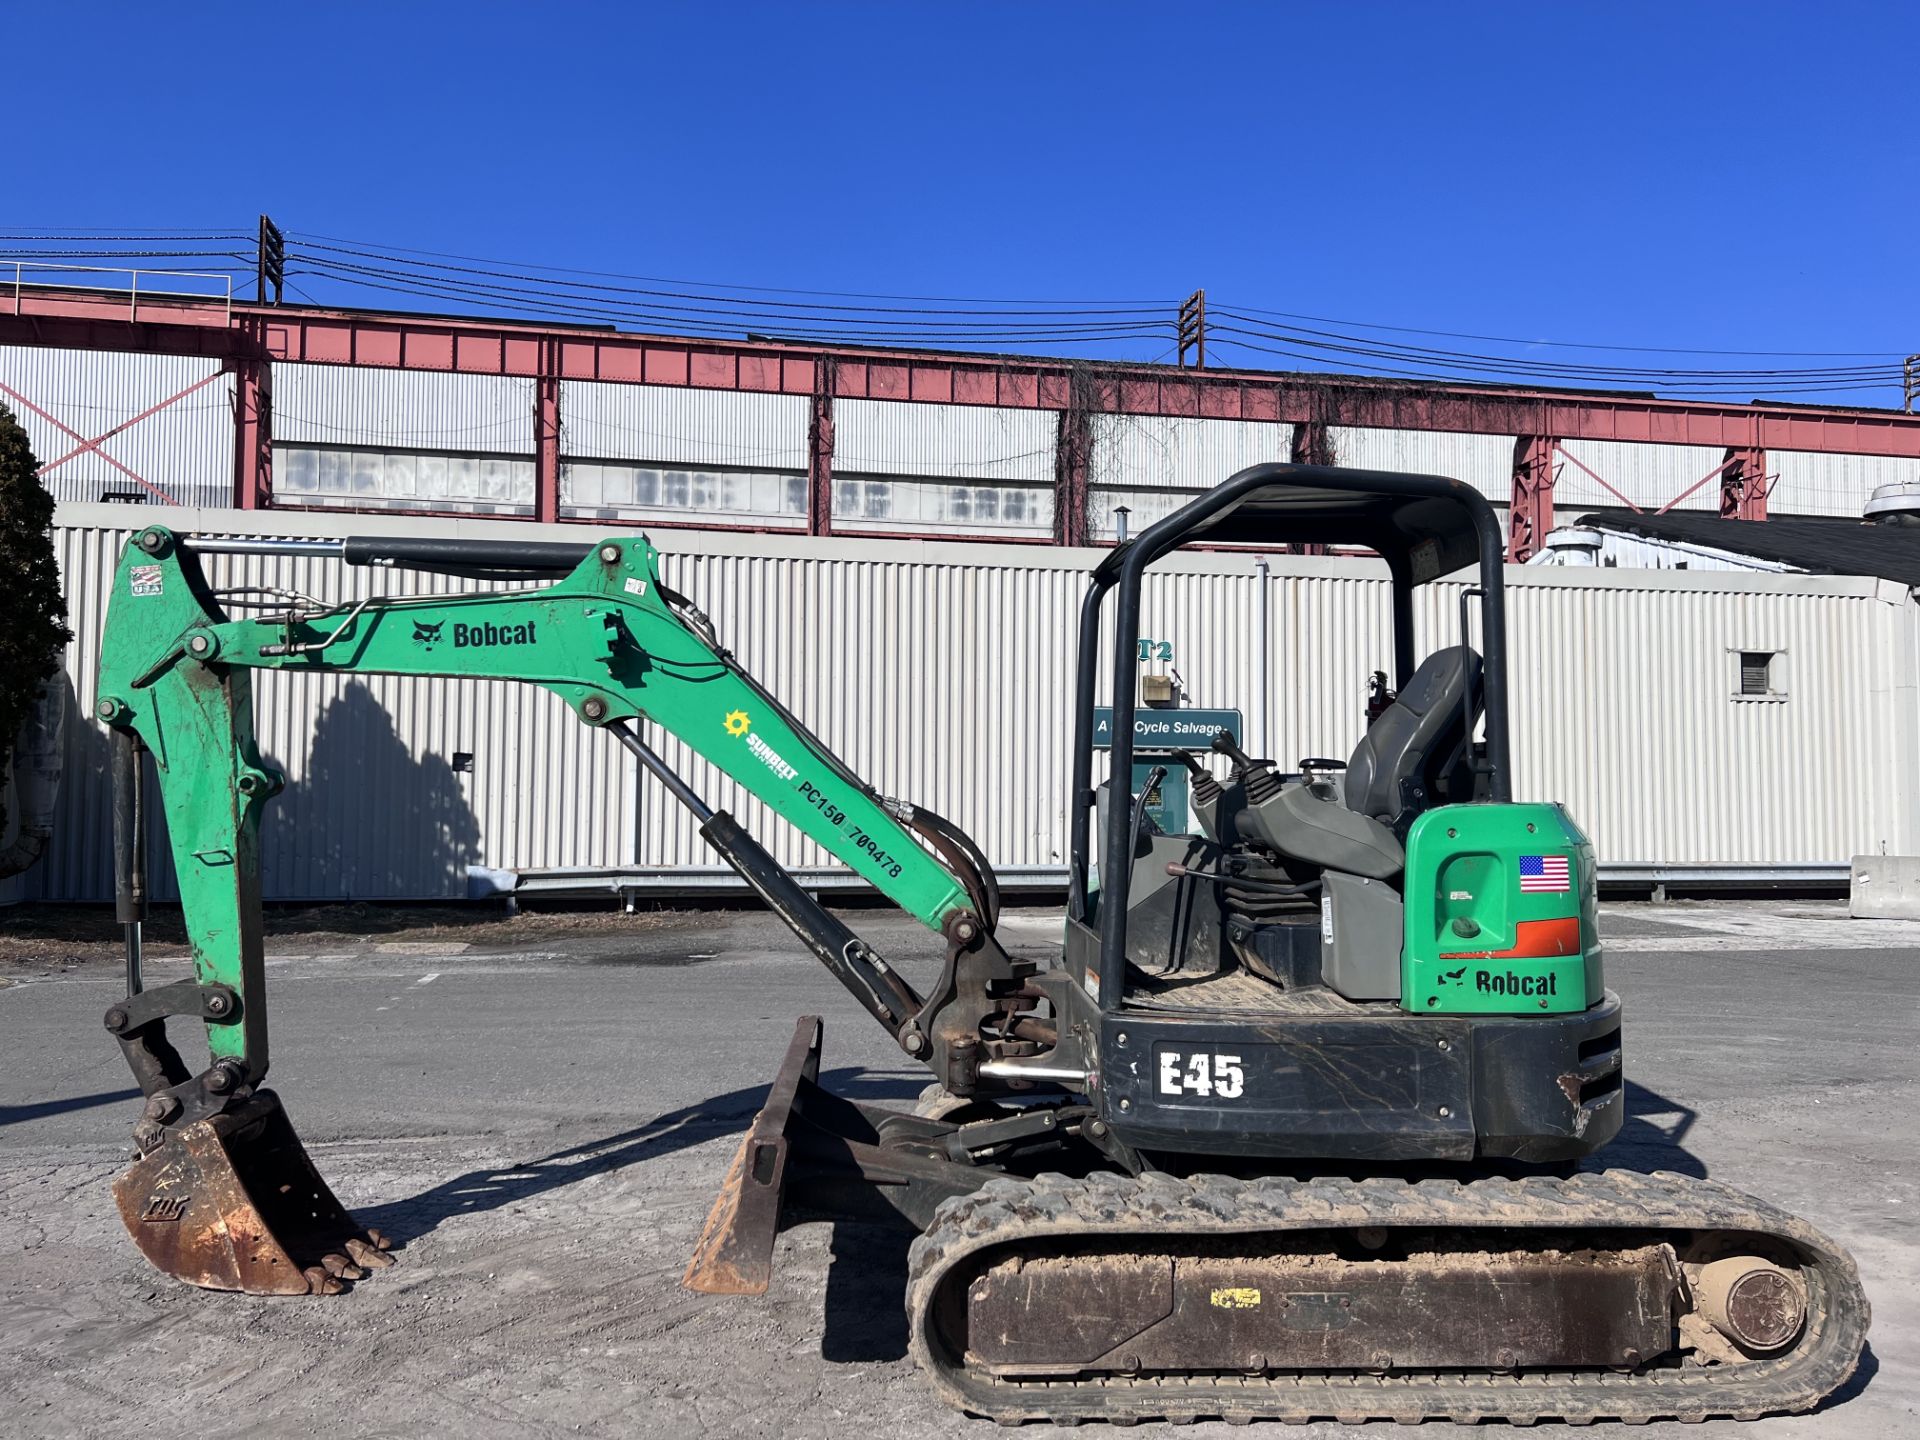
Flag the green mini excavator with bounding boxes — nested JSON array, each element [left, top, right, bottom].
[[90, 464, 1867, 1425]]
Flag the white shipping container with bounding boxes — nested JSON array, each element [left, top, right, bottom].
[[23, 503, 1916, 902]]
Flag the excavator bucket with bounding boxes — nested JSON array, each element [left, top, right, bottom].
[[112, 1090, 392, 1296]]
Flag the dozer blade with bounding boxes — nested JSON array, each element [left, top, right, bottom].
[[683, 1015, 822, 1295], [113, 1089, 393, 1296]]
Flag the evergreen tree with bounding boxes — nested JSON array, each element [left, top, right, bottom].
[[0, 400, 70, 838]]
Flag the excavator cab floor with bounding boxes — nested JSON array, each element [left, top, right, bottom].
[[113, 1089, 393, 1296]]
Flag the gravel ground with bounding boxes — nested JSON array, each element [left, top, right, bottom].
[[0, 900, 1913, 1438]]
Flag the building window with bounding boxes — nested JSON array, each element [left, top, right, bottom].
[[276, 444, 535, 515], [1735, 650, 1783, 700], [560, 459, 806, 529], [830, 474, 1054, 538]]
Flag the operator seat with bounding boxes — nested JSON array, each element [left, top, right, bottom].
[[1238, 646, 1483, 881], [1344, 645, 1483, 827]]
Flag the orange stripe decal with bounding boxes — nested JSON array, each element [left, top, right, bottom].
[[1441, 916, 1582, 960]]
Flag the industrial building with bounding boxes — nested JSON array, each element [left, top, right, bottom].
[[6, 277, 1920, 903]]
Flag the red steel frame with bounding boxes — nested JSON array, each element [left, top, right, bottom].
[[3, 285, 1913, 555]]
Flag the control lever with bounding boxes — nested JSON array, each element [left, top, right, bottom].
[[1174, 749, 1224, 810], [1127, 765, 1168, 855], [1211, 729, 1280, 802], [1209, 729, 1255, 778]]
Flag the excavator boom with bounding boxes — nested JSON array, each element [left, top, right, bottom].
[[93, 524, 1029, 1293]]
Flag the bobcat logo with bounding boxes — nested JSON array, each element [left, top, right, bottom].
[[412, 620, 445, 650]]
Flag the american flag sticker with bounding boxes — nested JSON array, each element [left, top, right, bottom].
[[1520, 854, 1571, 893]]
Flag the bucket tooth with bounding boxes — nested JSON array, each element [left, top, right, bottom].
[[112, 1089, 391, 1296]]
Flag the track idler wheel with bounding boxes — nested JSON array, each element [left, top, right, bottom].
[[112, 1089, 393, 1295]]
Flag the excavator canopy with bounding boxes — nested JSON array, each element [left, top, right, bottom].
[[1091, 463, 1498, 585]]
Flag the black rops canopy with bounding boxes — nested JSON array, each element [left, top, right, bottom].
[[1091, 465, 1494, 586], [1073, 463, 1514, 1007]]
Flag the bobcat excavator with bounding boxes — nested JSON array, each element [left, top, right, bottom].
[[91, 464, 1867, 1426]]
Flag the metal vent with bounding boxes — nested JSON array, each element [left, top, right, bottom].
[[1739, 652, 1774, 696]]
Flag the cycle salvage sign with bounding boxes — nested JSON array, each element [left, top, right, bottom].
[[1091, 707, 1243, 751]]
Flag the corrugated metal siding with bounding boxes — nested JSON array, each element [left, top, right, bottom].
[[1086, 414, 1296, 541], [274, 364, 535, 454], [1512, 576, 1904, 867], [1089, 414, 1293, 491], [836, 399, 1056, 482], [0, 345, 233, 508], [36, 517, 632, 902], [1554, 438, 1727, 513], [30, 507, 1918, 903], [1769, 449, 1920, 519], [646, 550, 1083, 873], [1329, 427, 1516, 504], [560, 381, 808, 469], [1416, 571, 1915, 865]]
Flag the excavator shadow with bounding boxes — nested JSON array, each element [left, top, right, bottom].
[[1589, 1079, 1709, 1179], [822, 1220, 915, 1362], [355, 1067, 928, 1249], [1817, 1344, 1880, 1411]]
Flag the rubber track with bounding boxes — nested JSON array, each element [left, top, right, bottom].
[[905, 1169, 1869, 1426]]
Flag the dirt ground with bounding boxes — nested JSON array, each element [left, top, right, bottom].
[[1, 900, 1914, 1438]]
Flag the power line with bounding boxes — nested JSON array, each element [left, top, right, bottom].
[[292, 250, 1173, 331], [1206, 318, 1904, 385], [0, 224, 1907, 404], [1220, 301, 1905, 360], [286, 227, 1170, 306], [284, 260, 1171, 349]]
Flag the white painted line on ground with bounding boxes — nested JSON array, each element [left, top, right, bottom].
[[1609, 932, 1920, 951], [375, 941, 472, 955], [416, 972, 440, 985]]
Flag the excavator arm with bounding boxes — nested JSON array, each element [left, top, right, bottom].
[[93, 524, 1047, 1293]]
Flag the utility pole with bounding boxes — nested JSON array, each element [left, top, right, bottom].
[[256, 215, 285, 305], [1906, 354, 1919, 414], [1176, 290, 1206, 369]]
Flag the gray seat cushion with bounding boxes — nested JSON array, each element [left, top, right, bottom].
[[1345, 646, 1482, 825]]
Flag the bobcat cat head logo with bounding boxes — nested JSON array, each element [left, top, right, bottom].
[[413, 620, 445, 650]]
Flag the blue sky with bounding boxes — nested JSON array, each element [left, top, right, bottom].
[[9, 2, 1916, 403]]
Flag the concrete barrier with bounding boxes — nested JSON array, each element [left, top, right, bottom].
[[1850, 855, 1920, 918]]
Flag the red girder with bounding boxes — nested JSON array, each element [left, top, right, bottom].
[[5, 285, 1916, 458], [1508, 436, 1558, 563], [4, 283, 1918, 550]]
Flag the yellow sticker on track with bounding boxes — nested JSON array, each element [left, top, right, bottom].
[[1209, 1287, 1262, 1309]]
